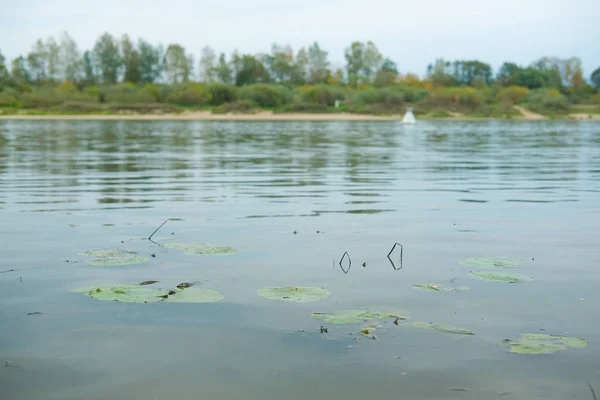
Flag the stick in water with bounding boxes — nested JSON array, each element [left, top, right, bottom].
[[589, 383, 597, 400], [148, 219, 169, 245]]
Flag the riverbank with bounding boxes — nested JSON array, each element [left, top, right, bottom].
[[1, 109, 599, 121]]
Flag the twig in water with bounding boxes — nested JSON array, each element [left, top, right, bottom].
[[387, 242, 403, 270], [589, 383, 597, 400], [339, 251, 351, 274], [148, 219, 168, 246], [0, 269, 17, 274]]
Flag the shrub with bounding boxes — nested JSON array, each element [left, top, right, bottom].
[[282, 102, 329, 112], [207, 83, 238, 105], [353, 88, 405, 107], [526, 88, 570, 113], [0, 88, 20, 107], [497, 86, 529, 105], [20, 89, 66, 108], [104, 83, 155, 104], [212, 100, 257, 114], [426, 87, 485, 110], [299, 85, 346, 106], [238, 84, 292, 108], [164, 83, 212, 106]]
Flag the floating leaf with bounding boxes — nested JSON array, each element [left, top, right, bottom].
[[413, 284, 471, 292], [502, 333, 588, 354], [412, 322, 474, 335], [257, 286, 330, 303], [78, 248, 149, 267], [176, 282, 194, 289], [460, 256, 519, 269], [469, 270, 532, 283], [311, 309, 406, 324], [139, 280, 159, 286], [72, 284, 166, 303], [165, 287, 224, 303], [361, 325, 380, 336], [165, 242, 236, 256]]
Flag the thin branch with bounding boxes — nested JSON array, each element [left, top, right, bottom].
[[0, 269, 18, 274], [339, 251, 351, 274], [387, 242, 403, 270], [148, 219, 168, 246], [589, 383, 597, 400]]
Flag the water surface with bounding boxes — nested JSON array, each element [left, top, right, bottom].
[[1, 120, 599, 399]]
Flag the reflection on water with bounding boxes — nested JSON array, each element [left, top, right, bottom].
[[1, 120, 599, 400]]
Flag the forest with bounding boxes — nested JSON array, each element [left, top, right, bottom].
[[1, 32, 600, 118]]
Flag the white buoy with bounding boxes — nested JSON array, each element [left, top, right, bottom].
[[402, 107, 416, 124]]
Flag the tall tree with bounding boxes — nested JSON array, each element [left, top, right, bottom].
[[26, 39, 47, 85], [93, 33, 123, 84], [451, 60, 493, 86], [138, 39, 163, 84], [307, 42, 329, 84], [45, 36, 60, 82], [164, 44, 192, 84], [591, 66, 600, 89], [11, 56, 30, 85], [59, 32, 81, 82], [267, 44, 294, 83], [0, 50, 10, 89], [199, 46, 216, 83], [81, 51, 96, 86], [496, 62, 521, 86], [344, 41, 365, 87], [214, 53, 233, 84], [121, 34, 141, 84], [427, 58, 454, 86], [234, 54, 270, 86], [362, 41, 383, 83], [291, 47, 308, 84]]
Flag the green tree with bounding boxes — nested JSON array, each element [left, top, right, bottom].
[[451, 60, 492, 86], [59, 32, 81, 82], [214, 53, 233, 84], [267, 44, 294, 82], [138, 39, 163, 84], [345, 41, 365, 87], [199, 46, 216, 83], [93, 33, 123, 84], [46, 36, 60, 82], [307, 42, 329, 84], [121, 34, 141, 84], [362, 41, 383, 83], [497, 62, 521, 86], [427, 59, 454, 86], [164, 44, 193, 83], [11, 56, 30, 85], [81, 51, 96, 86], [234, 54, 270, 86], [291, 47, 308, 84], [26, 39, 47, 85], [591, 67, 600, 89], [0, 50, 10, 89], [373, 58, 398, 87]]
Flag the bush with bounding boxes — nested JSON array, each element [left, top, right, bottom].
[[0, 88, 20, 107], [426, 87, 485, 111], [104, 83, 156, 104], [497, 86, 529, 105], [353, 88, 404, 107], [238, 84, 292, 107], [298, 85, 346, 106], [526, 89, 570, 113], [282, 102, 329, 112], [212, 100, 257, 114], [57, 101, 107, 113], [164, 83, 212, 106], [20, 89, 66, 108], [397, 86, 429, 103], [207, 83, 238, 105]]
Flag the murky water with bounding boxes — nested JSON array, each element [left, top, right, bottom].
[[1, 120, 599, 399]]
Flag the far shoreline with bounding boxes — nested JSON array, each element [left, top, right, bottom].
[[0, 110, 598, 121]]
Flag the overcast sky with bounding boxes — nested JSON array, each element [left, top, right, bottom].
[[1, 0, 599, 77]]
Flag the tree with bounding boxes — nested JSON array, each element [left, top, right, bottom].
[[497, 62, 521, 86], [0, 50, 10, 89], [345, 41, 365, 87], [373, 58, 398, 87], [267, 44, 294, 83], [450, 60, 492, 86], [427, 58, 454, 86], [121, 34, 141, 84], [46, 36, 60, 82], [11, 56, 30, 85], [291, 47, 308, 84], [214, 53, 233, 84], [362, 41, 383, 83], [307, 42, 329, 84], [591, 67, 600, 89], [199, 46, 216, 83], [26, 39, 47, 84], [138, 39, 163, 84], [164, 44, 192, 84], [234, 54, 270, 86], [59, 32, 81, 82], [81, 51, 96, 86], [93, 33, 123, 84]]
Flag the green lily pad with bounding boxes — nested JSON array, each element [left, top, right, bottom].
[[257, 286, 330, 303], [503, 333, 588, 354], [311, 309, 406, 324], [164, 242, 237, 256], [165, 287, 224, 303], [412, 322, 474, 335], [460, 256, 519, 269], [413, 284, 471, 292], [78, 248, 149, 267], [72, 284, 166, 303], [469, 270, 532, 283]]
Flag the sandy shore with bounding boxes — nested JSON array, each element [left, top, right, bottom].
[[0, 109, 598, 121]]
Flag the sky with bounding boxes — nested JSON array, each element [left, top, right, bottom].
[[1, 0, 599, 77]]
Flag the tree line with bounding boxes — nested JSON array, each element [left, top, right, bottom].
[[1, 31, 599, 91]]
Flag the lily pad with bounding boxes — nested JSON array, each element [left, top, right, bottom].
[[311, 309, 406, 324], [413, 284, 471, 292], [460, 256, 519, 269], [72, 284, 166, 303], [164, 242, 237, 256], [165, 287, 224, 303], [469, 270, 532, 283], [257, 286, 330, 303], [78, 248, 149, 267], [412, 322, 474, 335], [502, 333, 588, 354]]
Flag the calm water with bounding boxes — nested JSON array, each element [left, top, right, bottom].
[[0, 120, 599, 399]]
